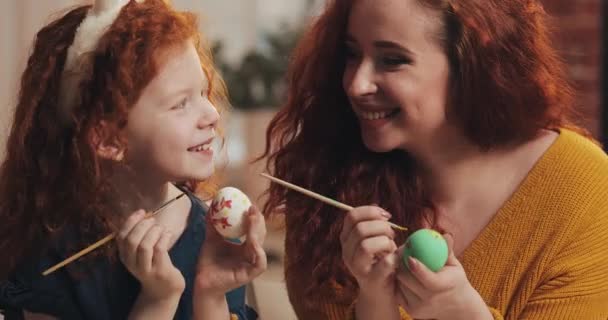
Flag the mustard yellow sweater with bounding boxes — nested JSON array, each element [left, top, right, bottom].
[[284, 129, 608, 319]]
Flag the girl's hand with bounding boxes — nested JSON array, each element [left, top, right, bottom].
[[396, 234, 492, 320], [195, 206, 267, 296], [340, 206, 399, 296], [117, 210, 186, 301]]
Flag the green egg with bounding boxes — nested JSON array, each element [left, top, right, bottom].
[[402, 229, 448, 272]]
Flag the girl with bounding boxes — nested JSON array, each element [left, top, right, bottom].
[[0, 0, 266, 319], [262, 0, 608, 319]]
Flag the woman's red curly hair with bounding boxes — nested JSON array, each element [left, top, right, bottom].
[[0, 0, 226, 280], [261, 0, 585, 306]]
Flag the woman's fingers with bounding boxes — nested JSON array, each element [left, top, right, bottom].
[[342, 219, 396, 266], [340, 206, 393, 243], [370, 250, 399, 281], [397, 262, 427, 299], [398, 284, 422, 314], [348, 235, 397, 275]]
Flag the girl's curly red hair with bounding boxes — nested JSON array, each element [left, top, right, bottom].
[[0, 0, 226, 280], [261, 0, 585, 307]]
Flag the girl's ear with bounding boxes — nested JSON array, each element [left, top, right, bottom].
[[89, 120, 125, 161]]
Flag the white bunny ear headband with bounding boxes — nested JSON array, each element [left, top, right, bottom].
[[58, 0, 145, 119]]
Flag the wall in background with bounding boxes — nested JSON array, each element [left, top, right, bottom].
[[542, 0, 602, 136]]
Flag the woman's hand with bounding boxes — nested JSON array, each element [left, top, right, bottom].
[[340, 206, 402, 320], [340, 205, 398, 292], [194, 206, 267, 296], [116, 210, 186, 301], [396, 234, 492, 320]]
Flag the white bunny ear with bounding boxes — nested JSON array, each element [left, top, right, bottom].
[[59, 0, 147, 121], [91, 0, 129, 15]]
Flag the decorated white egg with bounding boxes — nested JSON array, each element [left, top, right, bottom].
[[208, 187, 252, 239]]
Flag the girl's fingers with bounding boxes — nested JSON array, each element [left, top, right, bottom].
[[117, 209, 146, 240], [136, 224, 164, 272], [246, 229, 268, 278], [204, 212, 224, 243], [245, 206, 267, 247], [240, 207, 268, 278], [152, 231, 174, 270], [122, 218, 156, 268]]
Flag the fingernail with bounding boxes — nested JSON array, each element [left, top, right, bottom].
[[408, 257, 418, 271], [381, 210, 392, 219]]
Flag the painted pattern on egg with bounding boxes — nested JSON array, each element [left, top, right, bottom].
[[210, 197, 234, 229], [208, 187, 252, 239]]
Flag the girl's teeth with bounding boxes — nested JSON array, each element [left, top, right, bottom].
[[192, 143, 212, 152]]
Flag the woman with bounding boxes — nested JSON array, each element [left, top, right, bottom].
[[261, 0, 608, 319]]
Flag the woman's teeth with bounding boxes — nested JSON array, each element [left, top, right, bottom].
[[359, 109, 399, 120]]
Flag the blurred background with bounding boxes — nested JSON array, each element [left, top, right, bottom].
[[0, 0, 605, 319]]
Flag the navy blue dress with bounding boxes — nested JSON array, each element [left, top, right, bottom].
[[0, 193, 257, 319]]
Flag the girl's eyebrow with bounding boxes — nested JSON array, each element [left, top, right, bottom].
[[159, 87, 192, 106]]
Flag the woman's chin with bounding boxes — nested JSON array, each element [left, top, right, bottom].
[[362, 140, 397, 153]]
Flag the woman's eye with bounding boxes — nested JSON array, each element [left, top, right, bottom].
[[381, 56, 411, 67], [345, 46, 361, 61]]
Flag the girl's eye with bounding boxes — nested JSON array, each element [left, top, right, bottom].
[[172, 97, 188, 110]]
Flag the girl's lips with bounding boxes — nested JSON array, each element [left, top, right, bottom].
[[188, 137, 214, 152]]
